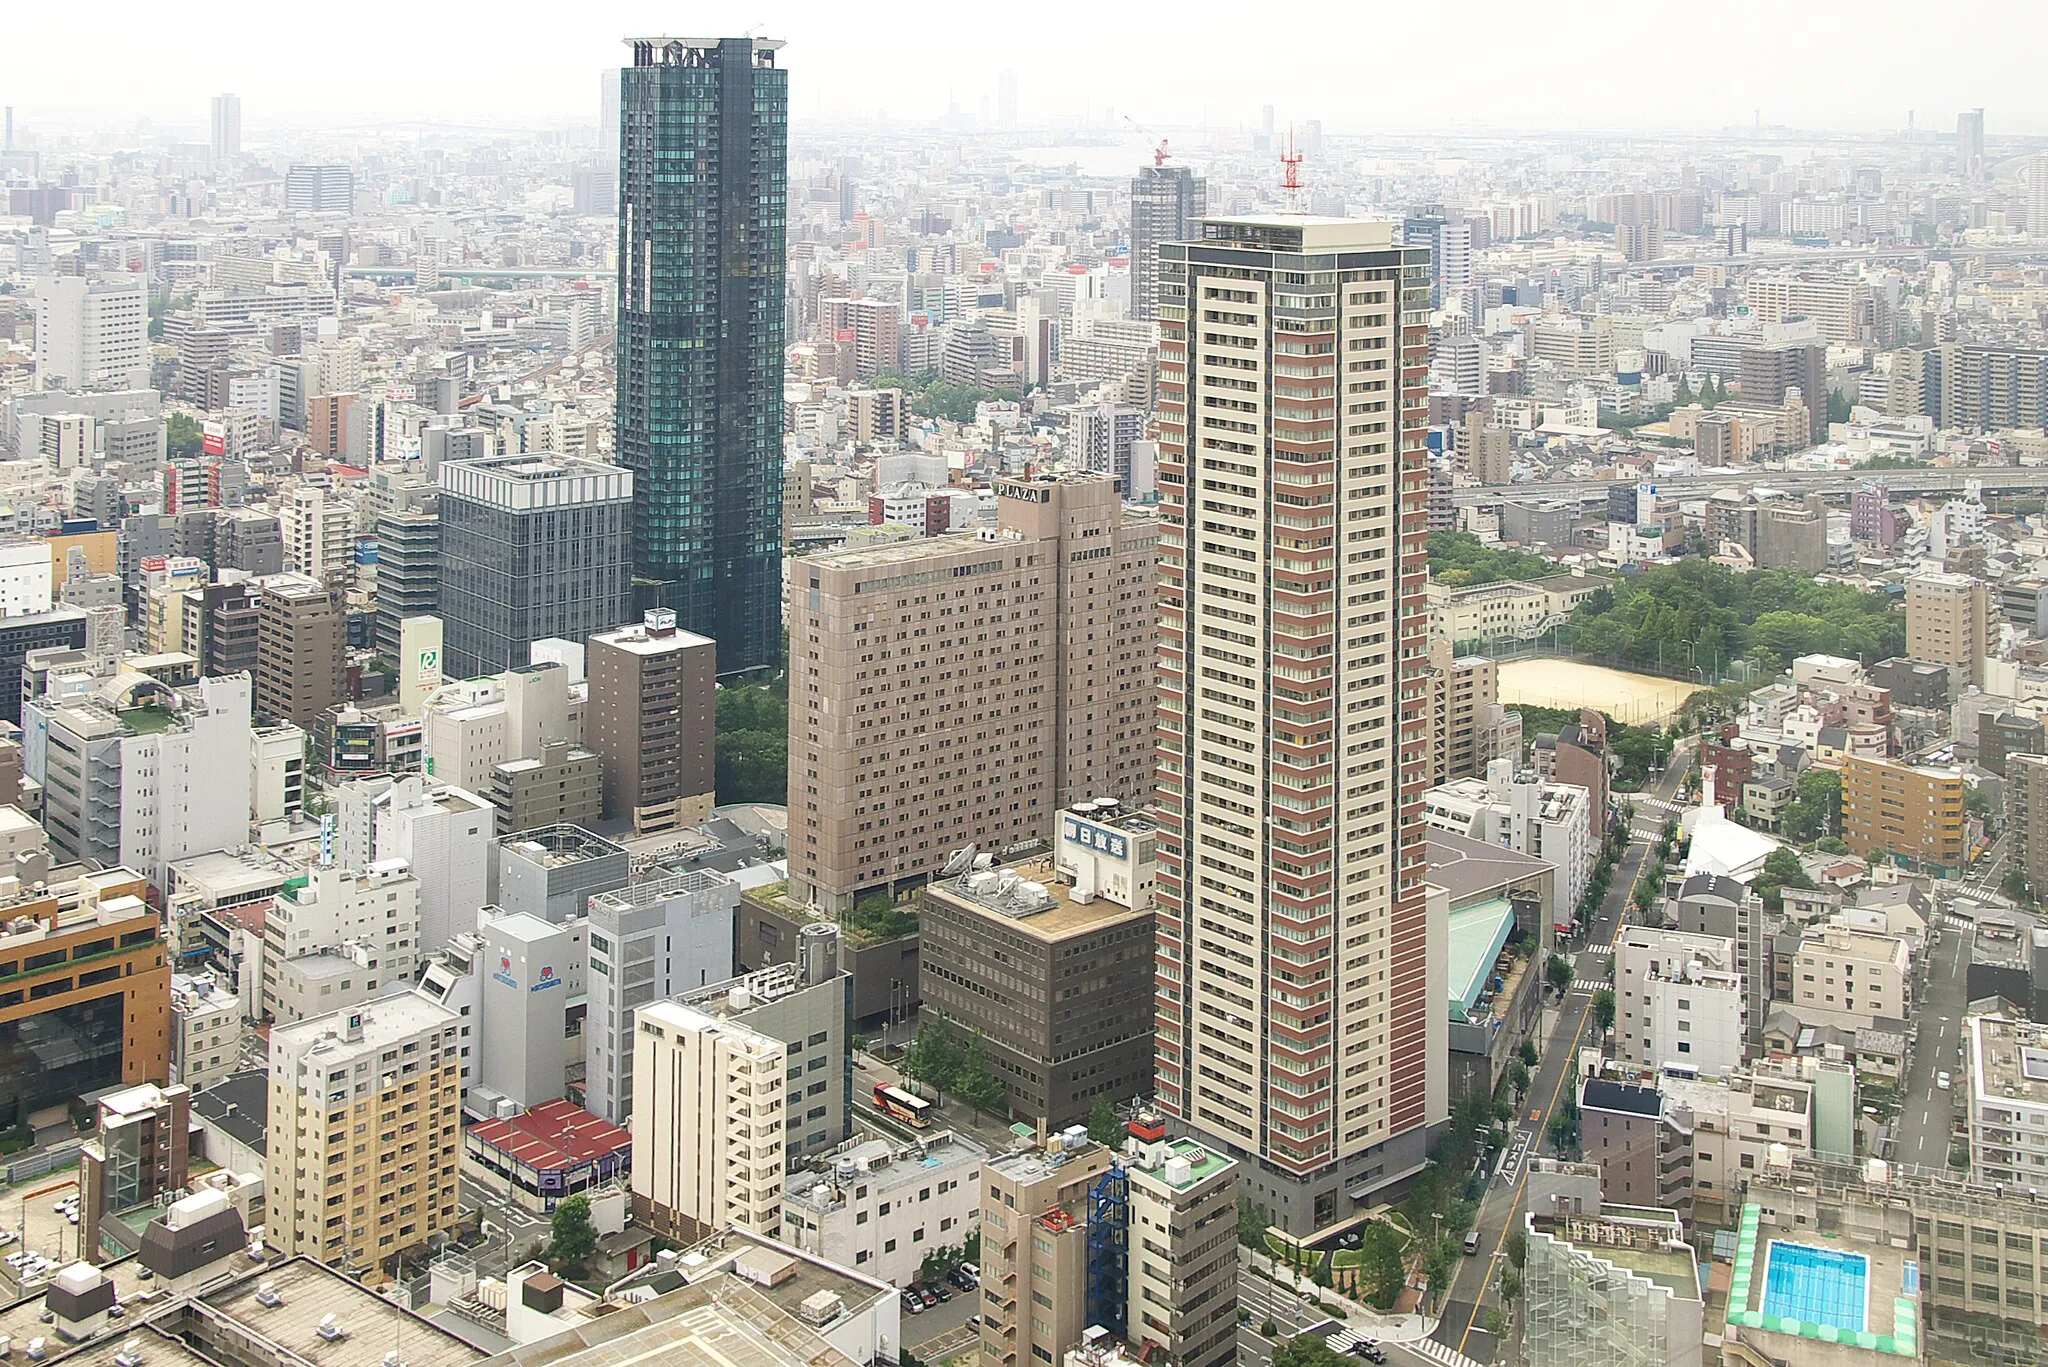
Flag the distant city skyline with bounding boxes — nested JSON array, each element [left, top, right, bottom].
[[9, 1, 2048, 135]]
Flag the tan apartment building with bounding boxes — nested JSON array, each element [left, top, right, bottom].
[[1790, 912, 1913, 1031], [1906, 570, 1992, 686], [630, 996, 788, 1243], [978, 1134, 1115, 1367], [787, 472, 1155, 912], [1426, 639, 1513, 787], [1425, 573, 1603, 647], [254, 572, 345, 726], [1840, 753, 1967, 874], [1155, 217, 1443, 1235], [267, 991, 463, 1272], [490, 738, 603, 835], [586, 609, 716, 835], [1123, 1131, 1240, 1367], [846, 387, 912, 445]]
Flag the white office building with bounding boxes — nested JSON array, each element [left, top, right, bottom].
[[1616, 926, 1746, 1079], [331, 774, 492, 955], [262, 859, 421, 1023], [34, 276, 149, 391], [780, 1131, 985, 1285], [583, 866, 740, 1123]]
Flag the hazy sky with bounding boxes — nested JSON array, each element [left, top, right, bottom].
[[7, 0, 2048, 138]]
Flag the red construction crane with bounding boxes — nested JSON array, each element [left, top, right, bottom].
[[1123, 115, 1171, 167]]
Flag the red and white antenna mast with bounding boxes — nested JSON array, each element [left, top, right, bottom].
[[1281, 127, 1303, 214]]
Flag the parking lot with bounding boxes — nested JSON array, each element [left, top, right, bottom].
[[904, 1266, 982, 1363], [0, 1173, 90, 1290]]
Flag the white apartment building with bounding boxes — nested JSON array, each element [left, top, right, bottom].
[[282, 485, 357, 581], [1615, 927, 1745, 1079], [267, 991, 463, 1268], [1422, 760, 1595, 912], [1967, 1014, 2048, 1186], [0, 539, 54, 616], [583, 866, 740, 1124], [262, 859, 421, 1023], [331, 774, 492, 954], [1790, 911, 1912, 1031], [170, 970, 243, 1091], [34, 275, 149, 391], [780, 1131, 984, 1285], [251, 722, 307, 821], [27, 673, 256, 891], [630, 997, 788, 1242], [1664, 1063, 1815, 1217], [1425, 573, 1604, 645]]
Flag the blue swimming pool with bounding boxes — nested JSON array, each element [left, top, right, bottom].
[[1762, 1240, 1870, 1332]]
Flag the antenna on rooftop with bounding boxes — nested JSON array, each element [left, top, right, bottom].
[[1281, 128, 1303, 215]]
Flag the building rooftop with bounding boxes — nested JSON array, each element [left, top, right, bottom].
[[923, 854, 1149, 941], [785, 1131, 986, 1213], [1970, 1014, 2048, 1108], [1447, 897, 1518, 1024], [1426, 830, 1553, 906], [269, 991, 458, 1068], [1529, 1209, 1701, 1300], [189, 1070, 268, 1154], [1582, 1078, 1664, 1117], [467, 1098, 630, 1173], [496, 825, 626, 869], [198, 1257, 486, 1367], [1124, 1136, 1235, 1194]]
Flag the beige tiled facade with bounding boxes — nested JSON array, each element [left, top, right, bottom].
[[787, 473, 1154, 911]]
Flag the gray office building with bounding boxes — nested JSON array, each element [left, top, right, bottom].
[[489, 824, 630, 925], [436, 454, 633, 678], [1129, 164, 1206, 321]]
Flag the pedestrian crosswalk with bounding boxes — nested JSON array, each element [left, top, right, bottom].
[[1581, 944, 1613, 955], [1573, 979, 1607, 994], [1403, 1336, 1490, 1367], [1941, 914, 1976, 931]]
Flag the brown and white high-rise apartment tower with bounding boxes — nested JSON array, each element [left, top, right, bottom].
[[1153, 216, 1445, 1234], [787, 472, 1155, 913]]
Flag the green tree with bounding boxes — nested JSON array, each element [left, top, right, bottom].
[[1518, 1038, 1539, 1067], [1499, 1266, 1524, 1301], [545, 1195, 598, 1270], [1966, 784, 1996, 834], [1261, 1320, 1281, 1341], [1592, 988, 1616, 1033], [714, 684, 789, 805], [2005, 868, 2033, 904], [1782, 768, 1842, 843], [1752, 847, 1816, 911], [1274, 1337, 1350, 1367], [1674, 375, 1695, 406], [1238, 1196, 1271, 1250], [1422, 1237, 1456, 1302], [1548, 1091, 1580, 1155], [1827, 389, 1852, 424], [1505, 1228, 1528, 1270], [1086, 1097, 1120, 1145], [1509, 1060, 1531, 1097], [901, 1014, 964, 1095], [1545, 954, 1573, 995], [1357, 1221, 1407, 1310], [166, 412, 205, 457], [951, 1029, 1009, 1116]]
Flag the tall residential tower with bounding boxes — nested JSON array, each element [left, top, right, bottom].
[[615, 36, 788, 673], [1130, 164, 1207, 322], [1153, 217, 1443, 1234]]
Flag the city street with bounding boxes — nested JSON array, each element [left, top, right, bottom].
[[1235, 1261, 1336, 1367], [1891, 918, 1973, 1171], [1429, 745, 1691, 1362]]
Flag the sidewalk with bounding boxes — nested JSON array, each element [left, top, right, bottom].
[[1243, 1246, 1439, 1344]]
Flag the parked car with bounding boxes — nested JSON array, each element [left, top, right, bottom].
[[902, 1292, 925, 1315], [966, 1316, 981, 1329], [1938, 1071, 1952, 1090], [1463, 1231, 1482, 1255], [928, 1282, 951, 1303]]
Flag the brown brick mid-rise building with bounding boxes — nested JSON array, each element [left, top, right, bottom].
[[254, 572, 344, 726], [587, 610, 716, 835], [917, 818, 1157, 1128], [787, 472, 1155, 912]]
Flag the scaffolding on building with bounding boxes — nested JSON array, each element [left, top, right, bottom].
[[1085, 1163, 1128, 1341]]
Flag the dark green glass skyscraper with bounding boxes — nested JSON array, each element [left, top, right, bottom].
[[616, 36, 787, 674]]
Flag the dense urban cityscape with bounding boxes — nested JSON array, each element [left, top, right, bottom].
[[2, 16, 2048, 1367]]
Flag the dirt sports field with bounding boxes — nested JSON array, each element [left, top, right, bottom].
[[1497, 659, 1697, 725]]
